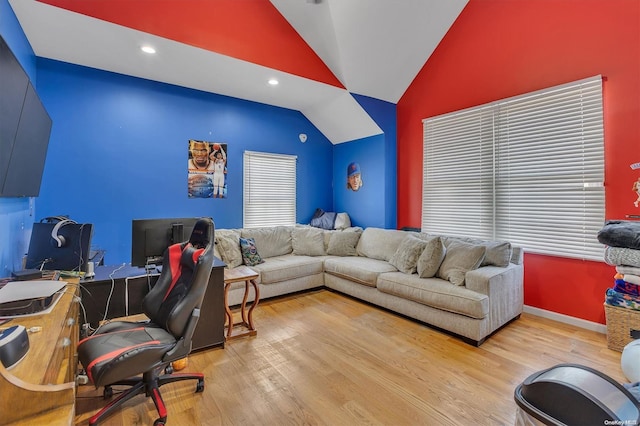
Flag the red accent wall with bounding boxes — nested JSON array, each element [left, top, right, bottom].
[[38, 0, 343, 88], [397, 0, 640, 323]]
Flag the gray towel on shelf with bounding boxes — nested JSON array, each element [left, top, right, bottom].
[[605, 246, 640, 268], [617, 265, 640, 276]]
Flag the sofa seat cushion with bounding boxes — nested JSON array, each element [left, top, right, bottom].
[[248, 254, 324, 285], [376, 272, 489, 319], [324, 257, 397, 287]]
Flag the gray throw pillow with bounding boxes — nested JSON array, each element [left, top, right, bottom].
[[446, 236, 513, 267], [327, 231, 361, 256], [437, 240, 486, 286], [417, 237, 446, 278], [481, 241, 512, 267], [389, 235, 428, 274], [215, 230, 243, 268], [292, 227, 326, 256]]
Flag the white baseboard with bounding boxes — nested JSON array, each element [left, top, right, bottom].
[[523, 305, 607, 334]]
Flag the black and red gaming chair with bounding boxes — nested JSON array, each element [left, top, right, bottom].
[[78, 217, 215, 426]]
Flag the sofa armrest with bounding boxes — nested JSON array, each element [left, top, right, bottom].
[[465, 264, 523, 296], [465, 263, 524, 332]]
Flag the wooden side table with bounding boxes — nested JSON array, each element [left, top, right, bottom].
[[223, 265, 260, 339]]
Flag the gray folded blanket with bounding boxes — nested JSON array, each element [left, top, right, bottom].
[[598, 220, 640, 249], [605, 246, 640, 267]]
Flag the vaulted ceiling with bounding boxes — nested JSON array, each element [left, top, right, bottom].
[[8, 0, 468, 144]]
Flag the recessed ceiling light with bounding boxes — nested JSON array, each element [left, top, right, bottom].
[[141, 45, 156, 54], [268, 79, 279, 86]]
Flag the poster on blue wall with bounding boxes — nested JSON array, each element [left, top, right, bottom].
[[347, 162, 363, 191], [187, 140, 227, 198]]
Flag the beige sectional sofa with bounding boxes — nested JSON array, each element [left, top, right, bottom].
[[214, 225, 524, 346]]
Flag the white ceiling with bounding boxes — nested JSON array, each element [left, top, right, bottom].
[[8, 0, 468, 144]]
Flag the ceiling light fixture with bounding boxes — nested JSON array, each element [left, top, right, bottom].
[[140, 45, 156, 54], [268, 78, 279, 86]]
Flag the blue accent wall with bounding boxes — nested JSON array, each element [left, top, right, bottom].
[[34, 59, 334, 264], [333, 95, 397, 229], [1, 0, 399, 274], [0, 0, 37, 276]]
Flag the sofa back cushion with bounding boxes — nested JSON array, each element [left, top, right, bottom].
[[241, 226, 293, 258], [292, 227, 326, 256], [327, 230, 362, 256], [356, 228, 409, 261], [215, 229, 243, 268]]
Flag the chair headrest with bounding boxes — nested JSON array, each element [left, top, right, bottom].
[[189, 218, 213, 249]]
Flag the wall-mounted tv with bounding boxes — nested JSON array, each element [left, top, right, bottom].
[[0, 35, 52, 197]]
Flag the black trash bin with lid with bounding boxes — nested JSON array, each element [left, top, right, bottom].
[[514, 363, 640, 425]]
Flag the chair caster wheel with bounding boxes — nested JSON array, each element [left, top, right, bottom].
[[103, 386, 113, 399], [196, 379, 205, 393], [165, 364, 174, 375], [154, 419, 166, 426]]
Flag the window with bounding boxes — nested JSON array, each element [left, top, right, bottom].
[[243, 151, 297, 228], [422, 76, 604, 261]]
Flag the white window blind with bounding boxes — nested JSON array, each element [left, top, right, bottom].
[[243, 151, 297, 228], [422, 76, 605, 261], [422, 106, 495, 240]]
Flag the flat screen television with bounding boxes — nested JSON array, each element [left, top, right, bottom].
[[25, 221, 94, 272], [0, 35, 53, 197], [131, 217, 201, 268], [0, 36, 29, 190]]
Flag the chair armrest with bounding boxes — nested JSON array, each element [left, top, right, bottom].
[[164, 308, 200, 361]]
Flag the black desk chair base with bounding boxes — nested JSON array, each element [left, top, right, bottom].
[[89, 364, 204, 426]]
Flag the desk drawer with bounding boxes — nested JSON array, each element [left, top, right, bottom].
[[44, 292, 79, 384]]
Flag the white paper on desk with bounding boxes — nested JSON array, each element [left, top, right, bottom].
[[0, 280, 67, 304]]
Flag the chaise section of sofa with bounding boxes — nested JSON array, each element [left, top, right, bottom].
[[322, 227, 524, 345], [214, 225, 524, 345]]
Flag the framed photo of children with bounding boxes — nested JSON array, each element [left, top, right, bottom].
[[187, 140, 227, 198]]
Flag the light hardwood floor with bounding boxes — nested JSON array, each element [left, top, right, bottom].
[[75, 289, 623, 425]]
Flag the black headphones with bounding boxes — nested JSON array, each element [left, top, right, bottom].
[[42, 216, 77, 248]]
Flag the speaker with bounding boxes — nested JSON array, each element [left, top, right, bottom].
[[0, 325, 29, 369]]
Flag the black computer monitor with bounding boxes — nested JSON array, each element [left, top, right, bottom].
[[131, 217, 200, 268], [25, 221, 94, 272]]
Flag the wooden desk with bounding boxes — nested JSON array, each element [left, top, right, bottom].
[[223, 265, 260, 339], [193, 257, 226, 351], [80, 264, 160, 327], [0, 280, 79, 425]]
